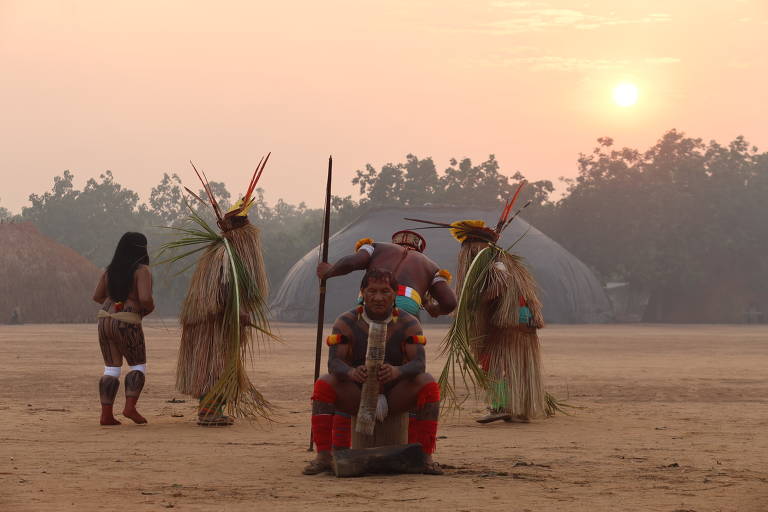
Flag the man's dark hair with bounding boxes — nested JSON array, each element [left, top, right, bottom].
[[360, 268, 398, 292], [106, 232, 150, 302]]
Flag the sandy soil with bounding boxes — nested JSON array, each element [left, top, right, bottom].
[[1, 321, 766, 511]]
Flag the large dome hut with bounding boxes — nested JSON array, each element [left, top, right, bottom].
[[270, 206, 613, 324], [0, 222, 102, 323]]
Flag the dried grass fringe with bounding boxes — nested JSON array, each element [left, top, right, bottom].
[[443, 243, 548, 416], [486, 252, 544, 330], [483, 327, 546, 419], [175, 223, 273, 420]]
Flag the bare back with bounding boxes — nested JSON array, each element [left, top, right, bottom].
[[369, 242, 439, 296], [93, 265, 154, 315]]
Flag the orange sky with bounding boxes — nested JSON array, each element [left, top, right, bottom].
[[1, 0, 766, 212]]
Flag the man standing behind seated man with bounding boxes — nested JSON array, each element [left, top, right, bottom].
[[304, 269, 443, 475], [316, 230, 456, 318]]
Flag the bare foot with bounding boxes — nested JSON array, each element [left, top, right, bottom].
[[476, 410, 512, 424], [100, 415, 121, 426], [197, 414, 234, 427], [423, 455, 444, 475], [100, 405, 122, 425], [303, 452, 332, 475], [122, 407, 148, 424]]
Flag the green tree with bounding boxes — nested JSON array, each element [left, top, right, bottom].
[[148, 173, 186, 226], [548, 130, 768, 321], [440, 155, 515, 206], [353, 163, 404, 205], [400, 154, 441, 206], [351, 153, 529, 208], [0, 199, 10, 221], [544, 137, 644, 284], [22, 170, 150, 267], [201, 181, 232, 212]]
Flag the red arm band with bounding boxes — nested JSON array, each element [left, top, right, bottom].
[[326, 334, 348, 346], [407, 335, 427, 345]]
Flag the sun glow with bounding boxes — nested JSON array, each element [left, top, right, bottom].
[[613, 83, 639, 107]]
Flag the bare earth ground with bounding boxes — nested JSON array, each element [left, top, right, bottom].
[[1, 322, 766, 512]]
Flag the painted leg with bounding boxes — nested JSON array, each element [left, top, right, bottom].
[[99, 373, 121, 426], [411, 381, 442, 474], [123, 368, 147, 424], [332, 412, 352, 452], [304, 378, 336, 475]]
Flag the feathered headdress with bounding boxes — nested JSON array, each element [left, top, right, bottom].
[[184, 154, 270, 232], [391, 230, 427, 252], [405, 181, 531, 245]]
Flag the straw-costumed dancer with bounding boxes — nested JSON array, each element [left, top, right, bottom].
[[160, 157, 273, 426], [407, 183, 555, 423]]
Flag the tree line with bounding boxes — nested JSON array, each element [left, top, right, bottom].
[[2, 128, 766, 320]]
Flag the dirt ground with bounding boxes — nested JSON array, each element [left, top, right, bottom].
[[1, 322, 766, 512]]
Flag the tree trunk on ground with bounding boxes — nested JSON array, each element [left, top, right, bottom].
[[333, 443, 425, 477]]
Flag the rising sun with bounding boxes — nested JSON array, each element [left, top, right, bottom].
[[613, 83, 639, 107]]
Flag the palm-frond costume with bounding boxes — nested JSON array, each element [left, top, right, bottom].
[[408, 184, 553, 420], [159, 157, 274, 425]]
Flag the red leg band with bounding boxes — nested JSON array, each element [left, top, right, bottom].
[[311, 379, 336, 404], [411, 419, 438, 454], [416, 381, 440, 409], [332, 413, 352, 450], [311, 414, 333, 452]]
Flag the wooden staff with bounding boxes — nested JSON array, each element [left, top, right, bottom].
[[309, 155, 333, 451]]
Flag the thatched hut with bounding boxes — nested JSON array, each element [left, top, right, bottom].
[[271, 206, 613, 324], [0, 222, 102, 323]]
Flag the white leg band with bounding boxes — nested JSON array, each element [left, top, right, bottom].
[[104, 366, 121, 378], [129, 364, 146, 374]]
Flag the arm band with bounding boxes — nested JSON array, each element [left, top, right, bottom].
[[431, 269, 452, 285], [326, 334, 347, 346], [407, 335, 427, 345], [354, 237, 375, 253]]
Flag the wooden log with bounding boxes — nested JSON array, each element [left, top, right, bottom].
[[333, 443, 426, 478], [355, 321, 387, 435], [351, 412, 409, 449]]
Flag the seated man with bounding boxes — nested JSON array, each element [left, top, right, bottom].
[[304, 268, 442, 475], [316, 230, 457, 318]]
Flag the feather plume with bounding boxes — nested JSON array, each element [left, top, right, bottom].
[[189, 161, 223, 222]]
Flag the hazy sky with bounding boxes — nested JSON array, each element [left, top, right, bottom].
[[1, 0, 766, 212]]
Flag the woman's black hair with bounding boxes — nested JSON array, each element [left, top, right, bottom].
[[106, 232, 149, 302]]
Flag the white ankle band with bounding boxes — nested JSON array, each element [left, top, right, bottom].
[[129, 364, 146, 374], [104, 366, 121, 378]]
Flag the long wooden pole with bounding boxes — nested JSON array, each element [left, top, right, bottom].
[[309, 155, 333, 451]]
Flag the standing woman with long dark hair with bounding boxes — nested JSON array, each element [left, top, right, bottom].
[[92, 232, 155, 425]]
